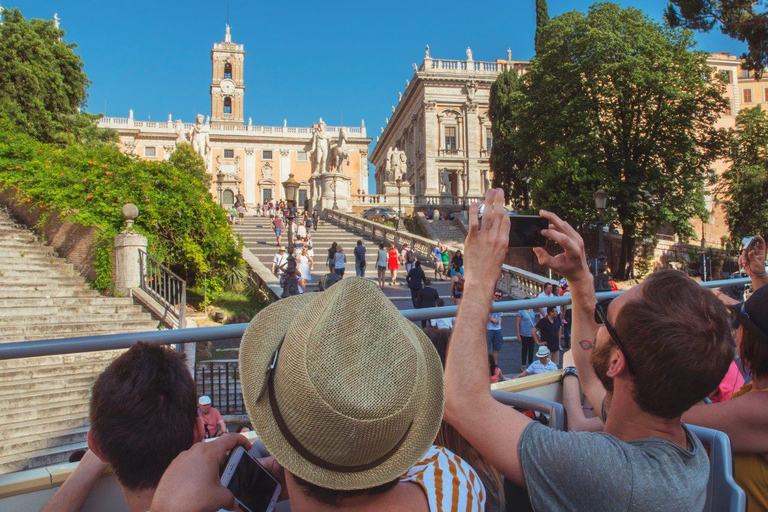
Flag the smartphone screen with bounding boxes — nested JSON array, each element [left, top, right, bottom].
[[223, 448, 280, 512], [509, 215, 548, 248]]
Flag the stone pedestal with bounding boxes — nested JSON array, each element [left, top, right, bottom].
[[114, 230, 147, 294], [313, 172, 352, 213]]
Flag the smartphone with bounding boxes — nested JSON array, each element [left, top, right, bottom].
[[477, 205, 549, 247], [220, 446, 281, 512], [742, 236, 757, 252]]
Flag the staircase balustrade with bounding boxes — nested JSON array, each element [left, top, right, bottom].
[[138, 248, 186, 329]]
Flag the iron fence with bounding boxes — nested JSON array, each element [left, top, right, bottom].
[[138, 248, 186, 329], [196, 359, 244, 415]]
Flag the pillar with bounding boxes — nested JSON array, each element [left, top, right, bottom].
[[113, 204, 147, 294]]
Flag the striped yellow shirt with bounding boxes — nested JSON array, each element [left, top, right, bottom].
[[400, 445, 486, 512]]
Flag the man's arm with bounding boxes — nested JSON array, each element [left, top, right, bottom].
[[515, 315, 522, 341], [40, 451, 108, 512], [683, 395, 768, 453], [444, 189, 531, 488], [561, 351, 604, 432], [533, 210, 606, 420]]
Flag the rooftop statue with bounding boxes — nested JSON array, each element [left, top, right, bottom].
[[309, 119, 329, 174]]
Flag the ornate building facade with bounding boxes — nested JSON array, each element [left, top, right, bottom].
[[98, 26, 371, 210], [371, 46, 759, 245]]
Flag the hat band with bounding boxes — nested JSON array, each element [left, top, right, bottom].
[[261, 338, 413, 474]]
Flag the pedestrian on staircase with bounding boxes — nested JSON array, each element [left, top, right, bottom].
[[441, 245, 450, 279], [407, 261, 426, 308], [433, 243, 445, 281], [334, 246, 347, 278], [402, 243, 417, 273], [304, 212, 313, 234], [312, 210, 319, 231], [271, 246, 288, 276], [354, 240, 367, 277], [388, 244, 400, 285], [377, 242, 388, 289], [328, 242, 337, 271], [271, 215, 283, 247], [416, 278, 440, 328]]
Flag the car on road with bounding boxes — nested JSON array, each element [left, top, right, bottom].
[[362, 207, 398, 222]]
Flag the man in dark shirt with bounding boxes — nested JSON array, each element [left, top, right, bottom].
[[533, 307, 562, 366], [354, 240, 367, 277], [417, 278, 440, 327], [406, 261, 426, 309]]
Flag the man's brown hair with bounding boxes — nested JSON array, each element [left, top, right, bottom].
[[89, 342, 198, 490], [614, 269, 733, 419]]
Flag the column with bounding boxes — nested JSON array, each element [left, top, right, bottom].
[[465, 103, 481, 196], [244, 148, 256, 205], [424, 100, 439, 194], [360, 148, 369, 194]]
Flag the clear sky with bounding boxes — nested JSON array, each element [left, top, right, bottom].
[[10, 1, 747, 189]]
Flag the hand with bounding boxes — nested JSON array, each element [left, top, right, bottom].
[[257, 456, 290, 502], [464, 189, 510, 290], [150, 433, 252, 512], [532, 210, 592, 287], [740, 235, 766, 278]]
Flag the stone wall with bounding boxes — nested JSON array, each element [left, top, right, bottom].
[[0, 189, 101, 282]]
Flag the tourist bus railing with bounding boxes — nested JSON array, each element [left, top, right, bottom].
[[138, 248, 186, 329], [0, 277, 748, 361]]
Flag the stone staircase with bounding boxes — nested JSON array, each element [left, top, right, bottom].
[[233, 215, 454, 309], [423, 219, 466, 247], [0, 208, 160, 475]]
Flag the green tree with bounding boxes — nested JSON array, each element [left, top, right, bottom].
[[535, 0, 550, 55], [523, 3, 727, 279], [489, 69, 532, 210], [665, 0, 768, 78], [0, 8, 90, 142], [169, 143, 210, 187], [717, 107, 768, 241]]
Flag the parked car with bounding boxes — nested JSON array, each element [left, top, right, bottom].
[[362, 207, 398, 222]]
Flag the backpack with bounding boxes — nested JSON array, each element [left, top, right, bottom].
[[406, 249, 415, 263], [456, 276, 465, 292]]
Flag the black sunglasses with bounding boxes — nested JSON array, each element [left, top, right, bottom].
[[594, 299, 635, 375]]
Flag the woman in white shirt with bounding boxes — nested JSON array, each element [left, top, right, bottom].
[[333, 246, 346, 278]]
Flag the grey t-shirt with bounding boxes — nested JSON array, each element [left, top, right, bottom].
[[519, 421, 708, 511]]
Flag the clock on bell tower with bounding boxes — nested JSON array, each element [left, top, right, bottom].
[[210, 24, 245, 125]]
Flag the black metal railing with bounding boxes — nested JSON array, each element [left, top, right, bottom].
[[138, 248, 186, 329], [196, 359, 244, 415]]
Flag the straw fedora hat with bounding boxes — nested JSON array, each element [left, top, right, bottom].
[[239, 277, 444, 490], [536, 346, 550, 358]]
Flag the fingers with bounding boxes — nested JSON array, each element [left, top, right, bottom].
[[212, 434, 253, 466], [533, 247, 552, 267], [539, 209, 579, 239], [468, 201, 479, 235], [211, 486, 237, 511]]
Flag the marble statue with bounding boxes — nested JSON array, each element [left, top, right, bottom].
[[167, 113, 172, 123], [225, 23, 231, 43], [173, 120, 187, 145], [412, 63, 418, 72], [507, 48, 512, 61], [331, 128, 349, 173], [466, 47, 473, 61], [263, 164, 273, 180], [406, 79, 410, 87], [425, 44, 430, 58], [391, 106, 395, 113], [385, 147, 394, 180], [398, 92, 402, 101], [387, 147, 407, 181], [466, 80, 477, 102], [309, 118, 329, 174], [440, 170, 451, 195], [189, 114, 211, 162], [248, 117, 252, 126], [129, 109, 134, 119], [53, 13, 60, 29]]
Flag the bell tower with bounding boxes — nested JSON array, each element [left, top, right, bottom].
[[210, 24, 245, 125]]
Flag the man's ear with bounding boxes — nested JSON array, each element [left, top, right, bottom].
[[606, 348, 627, 378], [86, 430, 107, 463]]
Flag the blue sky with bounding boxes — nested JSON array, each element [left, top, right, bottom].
[[11, 0, 747, 189]]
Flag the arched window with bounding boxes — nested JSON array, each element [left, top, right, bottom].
[[224, 97, 232, 114], [224, 62, 232, 79]]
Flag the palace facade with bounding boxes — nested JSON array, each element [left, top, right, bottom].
[[371, 47, 762, 245], [99, 26, 371, 209]]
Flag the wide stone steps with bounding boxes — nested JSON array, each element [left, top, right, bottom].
[[0, 207, 161, 474]]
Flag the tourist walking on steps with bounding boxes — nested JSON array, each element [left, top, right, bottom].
[[327, 242, 337, 271], [402, 243, 416, 273], [304, 212, 313, 235], [311, 210, 319, 231], [297, 246, 313, 291], [388, 243, 400, 285], [271, 214, 283, 247], [271, 246, 288, 276], [376, 242, 388, 289], [407, 261, 426, 308], [297, 215, 307, 239], [516, 306, 536, 371], [416, 278, 440, 328], [451, 250, 464, 270], [333, 246, 346, 278], [354, 240, 366, 277], [441, 244, 450, 278], [450, 264, 465, 305], [433, 243, 445, 280]]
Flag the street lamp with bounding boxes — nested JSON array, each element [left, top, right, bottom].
[[395, 177, 404, 231], [332, 175, 339, 211], [593, 188, 611, 292], [280, 173, 301, 298]]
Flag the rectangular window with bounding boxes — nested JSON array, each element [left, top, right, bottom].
[[262, 150, 273, 160], [296, 151, 308, 161], [740, 69, 751, 79], [764, 88, 768, 102], [144, 146, 156, 157], [262, 188, 273, 202], [224, 149, 234, 159], [445, 127, 457, 151], [485, 128, 493, 151], [298, 189, 308, 208], [744, 88, 752, 103], [720, 70, 732, 84]]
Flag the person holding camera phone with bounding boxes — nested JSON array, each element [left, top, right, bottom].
[[444, 189, 733, 511]]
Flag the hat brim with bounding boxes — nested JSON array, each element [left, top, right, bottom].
[[239, 291, 444, 491]]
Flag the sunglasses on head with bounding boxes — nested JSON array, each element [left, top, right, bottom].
[[594, 298, 635, 375]]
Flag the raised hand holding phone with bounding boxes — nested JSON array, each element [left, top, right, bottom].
[[220, 446, 282, 512]]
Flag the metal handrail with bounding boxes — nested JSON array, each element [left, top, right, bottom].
[[138, 248, 186, 329], [0, 278, 749, 361]]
